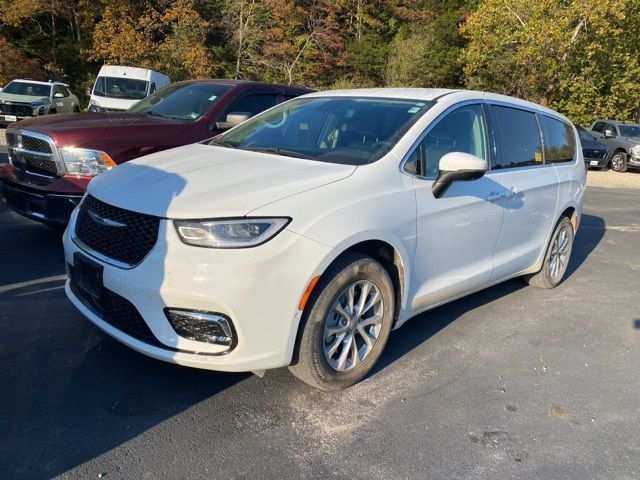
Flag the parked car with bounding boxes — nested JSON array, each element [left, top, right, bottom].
[[588, 119, 640, 172], [0, 79, 80, 127], [62, 88, 586, 390], [87, 65, 171, 112], [0, 80, 313, 225], [575, 125, 608, 169]]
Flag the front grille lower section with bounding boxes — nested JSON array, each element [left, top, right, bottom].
[[7, 130, 61, 178], [69, 270, 163, 347], [583, 149, 608, 159], [75, 195, 161, 267], [0, 103, 32, 117]]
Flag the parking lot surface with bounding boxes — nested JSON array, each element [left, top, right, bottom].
[[0, 182, 639, 479]]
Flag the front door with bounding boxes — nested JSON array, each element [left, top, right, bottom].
[[408, 103, 504, 311]]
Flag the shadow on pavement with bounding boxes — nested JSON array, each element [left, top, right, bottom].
[[374, 213, 606, 375]]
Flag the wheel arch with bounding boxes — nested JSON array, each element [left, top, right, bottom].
[[289, 237, 410, 365]]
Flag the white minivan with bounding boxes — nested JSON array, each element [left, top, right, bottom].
[[87, 65, 170, 112], [63, 89, 586, 390]]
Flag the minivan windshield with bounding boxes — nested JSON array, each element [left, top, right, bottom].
[[130, 82, 231, 121], [209, 96, 433, 164], [618, 124, 640, 138], [93, 76, 149, 100], [2, 81, 51, 97]]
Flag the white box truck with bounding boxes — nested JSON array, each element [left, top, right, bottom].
[[87, 65, 171, 112]]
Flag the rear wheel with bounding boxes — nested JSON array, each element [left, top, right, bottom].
[[611, 151, 628, 172], [289, 253, 394, 390], [524, 216, 574, 289]]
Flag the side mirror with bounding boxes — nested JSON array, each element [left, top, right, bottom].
[[432, 152, 488, 199], [215, 112, 252, 131], [604, 129, 616, 138], [54, 92, 64, 99]]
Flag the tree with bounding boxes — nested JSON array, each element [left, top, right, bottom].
[[462, 0, 640, 124]]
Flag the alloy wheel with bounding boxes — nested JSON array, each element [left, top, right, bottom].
[[322, 280, 384, 371], [548, 225, 571, 279]]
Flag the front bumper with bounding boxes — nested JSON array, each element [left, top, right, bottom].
[[1, 180, 82, 225], [584, 156, 609, 168], [63, 209, 334, 372]]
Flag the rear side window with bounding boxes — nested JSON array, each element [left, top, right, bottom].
[[491, 105, 543, 168], [540, 116, 576, 163]]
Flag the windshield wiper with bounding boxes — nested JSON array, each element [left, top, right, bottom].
[[241, 146, 309, 159], [209, 138, 236, 148]]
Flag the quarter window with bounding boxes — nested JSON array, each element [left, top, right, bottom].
[[540, 116, 576, 163], [491, 105, 543, 168], [405, 104, 487, 177]]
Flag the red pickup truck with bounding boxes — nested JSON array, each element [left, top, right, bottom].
[[1, 80, 312, 225]]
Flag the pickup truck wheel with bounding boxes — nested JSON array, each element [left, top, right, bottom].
[[48, 109, 57, 115], [73, 107, 80, 113], [611, 151, 628, 172], [524, 216, 574, 289], [289, 253, 394, 390]]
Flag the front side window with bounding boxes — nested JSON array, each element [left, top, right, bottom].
[[129, 82, 231, 121], [406, 104, 487, 178], [223, 93, 279, 118], [541, 116, 576, 163], [492, 105, 543, 168], [591, 121, 605, 133], [2, 81, 51, 97], [211, 97, 433, 165], [93, 76, 149, 100]]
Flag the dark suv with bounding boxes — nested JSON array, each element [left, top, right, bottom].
[[1, 80, 312, 225], [588, 119, 640, 172]]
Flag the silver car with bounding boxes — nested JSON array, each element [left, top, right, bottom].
[[0, 79, 79, 127]]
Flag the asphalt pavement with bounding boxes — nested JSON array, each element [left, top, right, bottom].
[[0, 187, 639, 479]]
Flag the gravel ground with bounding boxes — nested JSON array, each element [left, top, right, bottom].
[[586, 167, 640, 189]]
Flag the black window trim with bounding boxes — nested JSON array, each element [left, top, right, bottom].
[[399, 100, 493, 180]]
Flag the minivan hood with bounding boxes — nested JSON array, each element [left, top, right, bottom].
[[0, 93, 49, 105], [88, 143, 357, 218]]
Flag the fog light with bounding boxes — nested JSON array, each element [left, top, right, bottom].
[[164, 309, 235, 347]]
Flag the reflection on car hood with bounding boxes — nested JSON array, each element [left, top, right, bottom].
[[88, 143, 357, 218], [0, 93, 49, 105]]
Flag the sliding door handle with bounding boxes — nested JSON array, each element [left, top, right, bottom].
[[485, 192, 502, 202]]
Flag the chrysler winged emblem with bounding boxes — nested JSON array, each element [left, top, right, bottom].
[[88, 209, 127, 228]]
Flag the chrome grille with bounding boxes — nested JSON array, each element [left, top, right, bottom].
[[7, 129, 62, 178]]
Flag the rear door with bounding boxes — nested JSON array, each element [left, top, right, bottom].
[[487, 104, 559, 281]]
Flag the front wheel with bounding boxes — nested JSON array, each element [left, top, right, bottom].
[[611, 151, 628, 172], [524, 216, 574, 289], [289, 253, 394, 390]]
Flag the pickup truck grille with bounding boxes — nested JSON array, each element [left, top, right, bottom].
[[7, 129, 61, 178], [0, 103, 33, 117], [75, 195, 161, 267], [583, 148, 608, 159]]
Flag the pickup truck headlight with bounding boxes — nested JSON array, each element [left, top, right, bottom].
[[60, 147, 116, 176], [174, 218, 290, 248], [32, 105, 45, 116], [630, 145, 640, 157]]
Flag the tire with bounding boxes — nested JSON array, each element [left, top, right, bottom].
[[48, 109, 57, 115], [523, 216, 574, 289], [611, 151, 628, 172], [73, 107, 80, 113], [289, 252, 394, 390]]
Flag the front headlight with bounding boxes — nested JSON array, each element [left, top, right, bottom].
[[60, 147, 116, 176], [32, 105, 45, 115], [631, 145, 640, 157], [174, 218, 290, 248]]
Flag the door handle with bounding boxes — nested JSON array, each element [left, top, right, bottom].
[[503, 188, 517, 199], [486, 192, 502, 202]]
